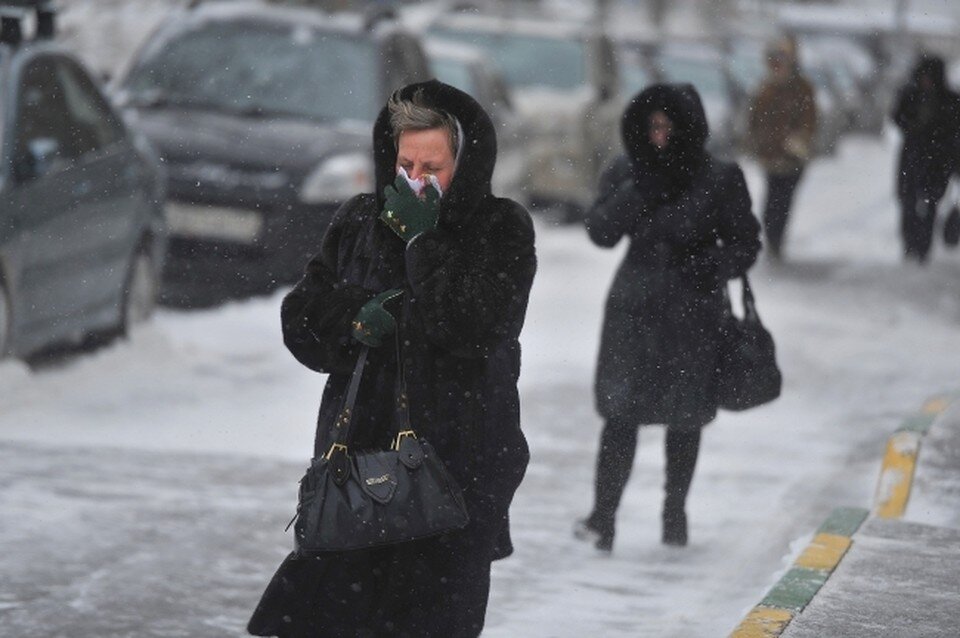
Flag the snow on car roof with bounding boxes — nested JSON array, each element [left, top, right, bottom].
[[423, 38, 485, 65], [179, 0, 398, 37], [430, 12, 593, 41]]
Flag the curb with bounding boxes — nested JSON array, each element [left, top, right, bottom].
[[728, 507, 869, 638], [873, 395, 954, 519], [729, 393, 956, 638]]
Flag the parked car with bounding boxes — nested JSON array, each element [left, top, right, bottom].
[[426, 12, 621, 219], [795, 34, 885, 135], [423, 39, 528, 202], [112, 3, 431, 293], [0, 3, 167, 359]]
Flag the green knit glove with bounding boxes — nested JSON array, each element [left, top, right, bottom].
[[351, 289, 404, 348], [380, 173, 440, 242]]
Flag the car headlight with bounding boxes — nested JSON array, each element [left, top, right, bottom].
[[299, 153, 374, 204]]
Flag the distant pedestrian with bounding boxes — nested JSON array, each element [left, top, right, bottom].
[[748, 36, 817, 261], [892, 54, 960, 263], [575, 84, 761, 551], [248, 80, 536, 637]]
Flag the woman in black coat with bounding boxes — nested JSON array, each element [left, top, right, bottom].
[[575, 84, 760, 551], [248, 80, 536, 637], [892, 54, 960, 263]]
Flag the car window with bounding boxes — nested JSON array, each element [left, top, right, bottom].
[[54, 58, 126, 155], [13, 57, 77, 178], [430, 57, 476, 99], [429, 27, 587, 91], [123, 21, 380, 123], [657, 54, 725, 97]]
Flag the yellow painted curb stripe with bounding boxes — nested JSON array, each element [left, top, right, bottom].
[[874, 430, 920, 519], [922, 396, 950, 415], [794, 533, 851, 571], [729, 608, 794, 638]]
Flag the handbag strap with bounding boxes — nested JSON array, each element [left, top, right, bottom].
[[325, 299, 415, 462], [740, 275, 759, 322]]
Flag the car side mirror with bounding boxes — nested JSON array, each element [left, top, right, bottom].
[[18, 137, 60, 182]]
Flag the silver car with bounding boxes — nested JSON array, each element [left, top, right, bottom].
[[427, 13, 621, 219]]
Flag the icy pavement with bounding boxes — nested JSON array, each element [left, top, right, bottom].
[[1, 133, 960, 636]]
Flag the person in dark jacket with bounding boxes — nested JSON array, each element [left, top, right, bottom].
[[892, 54, 960, 263], [575, 84, 761, 551], [248, 80, 536, 638]]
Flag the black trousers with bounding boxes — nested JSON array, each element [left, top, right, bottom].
[[762, 168, 804, 256], [898, 188, 941, 262], [588, 419, 701, 531]]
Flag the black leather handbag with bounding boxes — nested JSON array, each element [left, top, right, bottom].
[[718, 276, 782, 411], [287, 341, 469, 555]]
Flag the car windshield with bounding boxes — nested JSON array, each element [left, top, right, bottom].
[[621, 62, 652, 96], [429, 27, 586, 91], [122, 21, 380, 123], [430, 57, 477, 98], [657, 54, 725, 97], [727, 40, 767, 92]]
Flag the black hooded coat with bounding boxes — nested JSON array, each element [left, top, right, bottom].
[[248, 80, 536, 637], [586, 84, 761, 429], [893, 55, 960, 202]]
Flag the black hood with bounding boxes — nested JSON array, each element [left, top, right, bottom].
[[912, 54, 948, 94], [622, 83, 708, 178], [372, 79, 497, 231]]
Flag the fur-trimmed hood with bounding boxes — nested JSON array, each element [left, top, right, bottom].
[[621, 83, 708, 169], [372, 79, 497, 231], [911, 54, 948, 94], [621, 83, 709, 200]]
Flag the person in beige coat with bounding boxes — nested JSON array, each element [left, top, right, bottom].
[[749, 36, 817, 260]]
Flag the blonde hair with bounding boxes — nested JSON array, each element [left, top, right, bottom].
[[387, 88, 460, 157]]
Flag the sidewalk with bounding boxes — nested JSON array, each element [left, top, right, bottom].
[[731, 395, 960, 637]]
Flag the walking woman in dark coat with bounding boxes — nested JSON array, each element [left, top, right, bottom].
[[248, 80, 536, 637], [892, 54, 960, 263], [575, 84, 761, 551]]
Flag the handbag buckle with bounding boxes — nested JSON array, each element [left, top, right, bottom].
[[324, 442, 349, 460], [391, 430, 417, 451]]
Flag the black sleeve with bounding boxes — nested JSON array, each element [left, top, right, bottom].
[[892, 86, 916, 131], [280, 195, 375, 374], [585, 157, 643, 248], [403, 200, 537, 358], [714, 165, 762, 280]]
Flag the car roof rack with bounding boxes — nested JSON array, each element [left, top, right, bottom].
[[0, 0, 55, 46]]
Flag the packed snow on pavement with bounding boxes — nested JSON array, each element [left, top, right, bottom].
[[2, 132, 960, 637]]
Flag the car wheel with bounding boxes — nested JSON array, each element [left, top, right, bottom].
[[122, 250, 158, 335], [0, 279, 10, 356]]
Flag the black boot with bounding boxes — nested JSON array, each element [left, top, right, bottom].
[[573, 516, 614, 552], [662, 428, 701, 547], [662, 499, 688, 546], [575, 419, 638, 553]]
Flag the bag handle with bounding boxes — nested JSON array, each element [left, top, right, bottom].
[[325, 297, 414, 464], [740, 275, 758, 322], [724, 275, 759, 323]]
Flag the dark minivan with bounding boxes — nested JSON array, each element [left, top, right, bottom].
[[113, 3, 431, 295], [0, 4, 167, 359]]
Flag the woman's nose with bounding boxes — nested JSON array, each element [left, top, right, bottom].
[[407, 165, 423, 180]]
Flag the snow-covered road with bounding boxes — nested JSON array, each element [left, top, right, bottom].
[[2, 133, 959, 636]]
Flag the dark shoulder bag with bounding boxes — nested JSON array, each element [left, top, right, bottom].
[[718, 275, 782, 411], [287, 336, 469, 555]]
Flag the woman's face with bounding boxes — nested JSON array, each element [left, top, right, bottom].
[[648, 110, 673, 150], [396, 128, 455, 194]]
